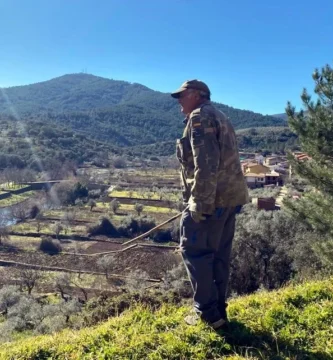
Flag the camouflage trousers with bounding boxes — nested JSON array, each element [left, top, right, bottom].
[[180, 207, 236, 323]]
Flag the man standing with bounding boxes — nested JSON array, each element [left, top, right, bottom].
[[171, 80, 249, 329]]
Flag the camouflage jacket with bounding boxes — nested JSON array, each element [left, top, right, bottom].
[[176, 101, 249, 214]]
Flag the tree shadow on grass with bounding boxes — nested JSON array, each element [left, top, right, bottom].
[[217, 320, 331, 360]]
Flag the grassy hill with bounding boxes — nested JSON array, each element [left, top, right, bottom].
[[1, 279, 332, 359]]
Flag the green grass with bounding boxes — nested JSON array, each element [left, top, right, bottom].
[[1, 279, 333, 359], [0, 191, 36, 208], [0, 183, 29, 191], [109, 190, 180, 202], [11, 221, 87, 236], [110, 190, 161, 200]]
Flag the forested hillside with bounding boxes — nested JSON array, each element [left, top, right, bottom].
[[131, 127, 299, 156], [236, 126, 298, 152], [0, 114, 121, 170], [0, 74, 285, 133], [0, 74, 289, 164]]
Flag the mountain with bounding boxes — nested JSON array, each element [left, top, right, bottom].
[[272, 113, 288, 121], [0, 74, 156, 113], [0, 74, 285, 137], [0, 74, 289, 159]]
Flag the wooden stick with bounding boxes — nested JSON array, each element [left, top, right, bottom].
[[122, 212, 182, 246], [85, 243, 138, 257]]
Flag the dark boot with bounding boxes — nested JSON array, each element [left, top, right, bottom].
[[218, 302, 228, 322]]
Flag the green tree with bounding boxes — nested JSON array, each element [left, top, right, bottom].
[[88, 199, 97, 211], [134, 203, 144, 216], [109, 199, 120, 214], [285, 63, 333, 266]]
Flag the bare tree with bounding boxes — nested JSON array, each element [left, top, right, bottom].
[[62, 210, 76, 227], [20, 168, 37, 182], [88, 199, 96, 212], [2, 168, 20, 188], [14, 267, 44, 295], [52, 222, 63, 240], [10, 202, 27, 222], [35, 212, 44, 234], [70, 276, 88, 302], [0, 213, 10, 245], [61, 210, 76, 235], [46, 159, 76, 181], [54, 273, 71, 301]]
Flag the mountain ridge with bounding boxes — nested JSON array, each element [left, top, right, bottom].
[[0, 73, 287, 152], [0, 73, 285, 122]]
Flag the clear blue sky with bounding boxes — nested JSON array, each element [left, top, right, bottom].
[[0, 0, 332, 114]]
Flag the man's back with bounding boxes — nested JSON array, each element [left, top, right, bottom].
[[177, 101, 248, 213]]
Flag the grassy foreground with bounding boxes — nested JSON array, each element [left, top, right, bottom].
[[1, 279, 333, 359]]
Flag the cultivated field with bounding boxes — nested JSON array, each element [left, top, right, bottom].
[[0, 166, 183, 300]]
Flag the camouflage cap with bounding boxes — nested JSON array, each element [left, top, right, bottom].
[[171, 79, 211, 98]]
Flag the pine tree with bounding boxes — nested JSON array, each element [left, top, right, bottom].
[[285, 63, 333, 265]]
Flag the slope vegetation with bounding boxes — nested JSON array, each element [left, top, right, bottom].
[[0, 114, 120, 169], [1, 279, 332, 359], [0, 74, 285, 143]]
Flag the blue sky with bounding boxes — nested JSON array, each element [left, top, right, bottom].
[[0, 0, 332, 114]]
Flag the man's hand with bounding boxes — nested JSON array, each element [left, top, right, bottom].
[[190, 210, 206, 223]]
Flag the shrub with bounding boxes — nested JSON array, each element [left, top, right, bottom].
[[118, 215, 156, 237], [82, 289, 182, 327], [88, 189, 101, 199], [0, 286, 21, 316], [73, 182, 88, 199], [229, 204, 322, 295], [39, 237, 62, 255], [113, 157, 126, 169], [153, 229, 173, 243], [97, 255, 115, 278], [29, 205, 40, 219], [162, 264, 191, 297], [88, 217, 119, 237], [109, 199, 120, 214], [124, 270, 150, 294]]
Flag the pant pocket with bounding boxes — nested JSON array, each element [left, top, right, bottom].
[[180, 210, 208, 250]]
